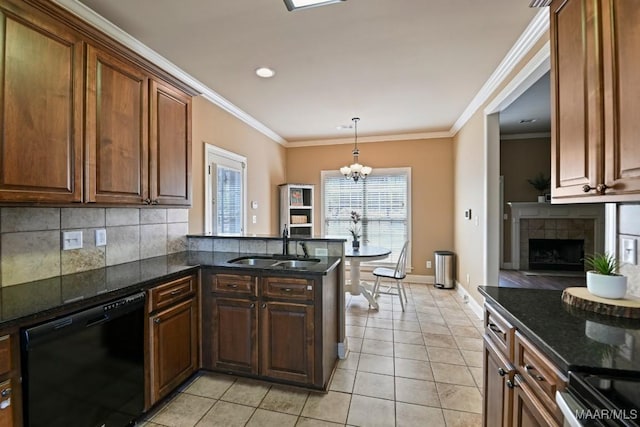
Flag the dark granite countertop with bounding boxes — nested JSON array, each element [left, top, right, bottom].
[[187, 233, 347, 242], [479, 286, 640, 378], [0, 251, 341, 330]]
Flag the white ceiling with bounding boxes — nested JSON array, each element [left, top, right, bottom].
[[72, 0, 540, 143], [499, 71, 550, 135]]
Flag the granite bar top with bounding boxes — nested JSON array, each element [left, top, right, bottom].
[[0, 251, 341, 330], [479, 286, 640, 378], [187, 233, 347, 242]]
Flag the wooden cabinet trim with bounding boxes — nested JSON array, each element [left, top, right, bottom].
[[212, 273, 257, 296], [262, 276, 314, 301], [485, 304, 515, 360], [149, 274, 195, 313], [512, 374, 560, 427]]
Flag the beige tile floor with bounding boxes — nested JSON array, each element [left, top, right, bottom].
[[142, 283, 484, 427]]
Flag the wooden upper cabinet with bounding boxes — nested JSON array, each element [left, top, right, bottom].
[[601, 0, 640, 198], [85, 45, 149, 204], [551, 0, 640, 202], [0, 2, 83, 202], [149, 79, 192, 206]]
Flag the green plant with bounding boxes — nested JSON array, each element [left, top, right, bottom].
[[527, 172, 551, 195], [584, 252, 620, 275]]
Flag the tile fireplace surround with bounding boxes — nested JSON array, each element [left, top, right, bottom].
[[508, 203, 605, 271]]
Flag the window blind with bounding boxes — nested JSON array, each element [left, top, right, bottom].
[[216, 165, 242, 234], [323, 169, 409, 263]]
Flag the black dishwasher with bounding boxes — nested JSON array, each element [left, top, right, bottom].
[[21, 292, 146, 427]]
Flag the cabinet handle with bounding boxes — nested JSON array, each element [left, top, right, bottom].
[[525, 364, 545, 382], [498, 368, 506, 377], [582, 184, 609, 194], [261, 303, 266, 309], [170, 289, 183, 296], [250, 303, 255, 308], [154, 318, 161, 324], [1, 388, 11, 397], [225, 284, 239, 289], [144, 198, 152, 204], [488, 323, 503, 335], [282, 288, 293, 292]]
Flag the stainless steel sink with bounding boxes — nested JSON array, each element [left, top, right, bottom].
[[230, 257, 276, 267], [272, 259, 321, 269], [228, 256, 321, 269]]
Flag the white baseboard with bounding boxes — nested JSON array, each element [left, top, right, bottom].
[[455, 281, 484, 319]]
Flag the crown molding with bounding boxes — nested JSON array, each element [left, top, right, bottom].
[[449, 8, 549, 136], [51, 0, 288, 146], [285, 130, 454, 148]]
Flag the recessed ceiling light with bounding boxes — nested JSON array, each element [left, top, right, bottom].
[[336, 124, 353, 130], [255, 67, 275, 78], [519, 119, 537, 124], [284, 0, 346, 12]]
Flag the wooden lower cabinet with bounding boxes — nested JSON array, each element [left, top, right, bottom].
[[512, 375, 559, 427], [260, 302, 314, 384], [0, 333, 20, 427], [483, 335, 514, 427], [211, 297, 258, 374], [148, 278, 199, 407], [204, 269, 338, 389]]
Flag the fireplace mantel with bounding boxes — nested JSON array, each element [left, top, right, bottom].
[[507, 202, 605, 270]]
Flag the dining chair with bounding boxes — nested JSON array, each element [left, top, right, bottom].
[[372, 241, 409, 311]]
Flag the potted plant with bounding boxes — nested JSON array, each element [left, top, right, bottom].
[[527, 172, 551, 203], [349, 210, 361, 250], [584, 252, 627, 299]]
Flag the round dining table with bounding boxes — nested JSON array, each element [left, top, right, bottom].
[[344, 245, 391, 309]]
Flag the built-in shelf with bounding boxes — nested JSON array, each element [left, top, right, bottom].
[[280, 184, 314, 238]]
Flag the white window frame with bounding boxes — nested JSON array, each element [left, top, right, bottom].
[[204, 143, 247, 235], [321, 167, 412, 269]]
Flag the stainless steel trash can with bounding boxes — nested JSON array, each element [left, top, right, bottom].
[[434, 251, 455, 289]]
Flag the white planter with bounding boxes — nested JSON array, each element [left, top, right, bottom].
[[586, 271, 628, 299]]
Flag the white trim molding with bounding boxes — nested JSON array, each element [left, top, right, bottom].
[[451, 9, 550, 135], [51, 0, 287, 146], [455, 282, 484, 319], [287, 131, 454, 148]]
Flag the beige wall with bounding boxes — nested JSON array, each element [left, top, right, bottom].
[[453, 34, 550, 305], [189, 96, 287, 235], [286, 138, 454, 277], [501, 137, 551, 262]]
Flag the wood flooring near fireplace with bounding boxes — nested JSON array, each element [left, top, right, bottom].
[[499, 269, 586, 291]]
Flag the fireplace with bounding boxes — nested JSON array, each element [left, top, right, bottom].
[[528, 238, 584, 271]]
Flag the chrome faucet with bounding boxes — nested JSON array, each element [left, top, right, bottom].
[[282, 225, 289, 256]]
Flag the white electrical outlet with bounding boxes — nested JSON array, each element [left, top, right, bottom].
[[252, 215, 257, 224], [426, 260, 432, 269], [621, 237, 637, 265], [62, 231, 83, 250], [95, 229, 107, 246]]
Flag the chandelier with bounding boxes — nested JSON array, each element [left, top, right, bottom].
[[339, 117, 372, 182]]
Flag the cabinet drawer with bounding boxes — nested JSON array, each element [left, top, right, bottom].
[[485, 304, 515, 359], [212, 274, 257, 296], [149, 275, 196, 312], [514, 331, 566, 424], [0, 336, 10, 377], [262, 277, 314, 301]]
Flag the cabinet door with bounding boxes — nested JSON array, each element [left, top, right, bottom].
[[601, 0, 640, 197], [550, 0, 603, 201], [483, 336, 513, 427], [0, 379, 13, 427], [260, 301, 314, 384], [149, 79, 192, 206], [149, 297, 198, 405], [0, 2, 83, 202], [211, 297, 258, 374], [86, 45, 149, 204], [512, 375, 559, 427]]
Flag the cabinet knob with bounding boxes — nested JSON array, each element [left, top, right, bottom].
[[506, 380, 515, 389], [154, 318, 161, 324], [144, 198, 152, 204], [1, 388, 11, 397], [152, 199, 159, 205], [250, 303, 255, 308], [261, 303, 267, 309], [582, 184, 609, 194], [498, 368, 506, 377]]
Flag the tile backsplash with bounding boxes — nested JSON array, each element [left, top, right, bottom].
[[618, 204, 640, 297], [0, 207, 189, 287]]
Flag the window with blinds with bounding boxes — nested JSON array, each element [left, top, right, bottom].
[[322, 168, 411, 264]]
